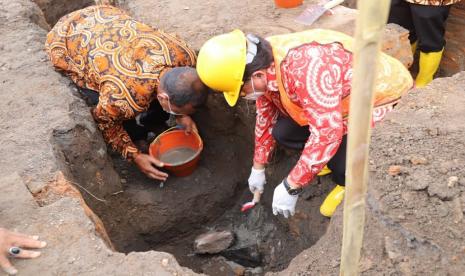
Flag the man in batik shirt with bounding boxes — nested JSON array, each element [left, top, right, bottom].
[[46, 5, 209, 181], [196, 29, 412, 218]]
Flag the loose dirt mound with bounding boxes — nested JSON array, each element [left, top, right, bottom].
[[274, 72, 465, 275]]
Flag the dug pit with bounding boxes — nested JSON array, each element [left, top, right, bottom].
[[61, 94, 332, 274]]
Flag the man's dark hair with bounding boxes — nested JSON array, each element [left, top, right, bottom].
[[242, 36, 273, 81], [161, 67, 210, 108]]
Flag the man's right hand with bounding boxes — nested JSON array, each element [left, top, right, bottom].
[[134, 153, 168, 181], [248, 167, 266, 193]]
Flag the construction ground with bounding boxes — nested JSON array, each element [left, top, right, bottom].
[[0, 0, 464, 275]]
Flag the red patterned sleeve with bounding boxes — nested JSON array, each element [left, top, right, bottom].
[[253, 95, 279, 164], [281, 42, 352, 186]]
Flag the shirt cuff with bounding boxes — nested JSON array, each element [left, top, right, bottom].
[[288, 167, 314, 187], [253, 146, 271, 164], [126, 146, 141, 162]]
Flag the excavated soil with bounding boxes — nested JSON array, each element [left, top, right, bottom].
[[274, 73, 465, 276]]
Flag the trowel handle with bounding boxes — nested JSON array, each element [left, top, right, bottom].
[[252, 191, 262, 203], [324, 0, 344, 9]]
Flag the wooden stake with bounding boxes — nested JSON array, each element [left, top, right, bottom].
[[340, 1, 391, 275]]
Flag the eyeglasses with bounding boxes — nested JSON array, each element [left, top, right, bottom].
[[158, 92, 185, 116]]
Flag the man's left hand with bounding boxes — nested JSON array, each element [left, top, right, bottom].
[[272, 181, 298, 218], [176, 115, 198, 134]]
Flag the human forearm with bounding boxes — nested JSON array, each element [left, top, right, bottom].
[[288, 130, 343, 187], [92, 106, 139, 160], [253, 96, 279, 165]]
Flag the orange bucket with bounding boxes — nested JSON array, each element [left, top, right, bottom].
[[274, 0, 303, 8], [149, 128, 203, 177]]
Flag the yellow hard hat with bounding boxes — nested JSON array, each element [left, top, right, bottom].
[[197, 29, 247, 107]]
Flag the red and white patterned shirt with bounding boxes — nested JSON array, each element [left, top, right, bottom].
[[254, 42, 392, 186]]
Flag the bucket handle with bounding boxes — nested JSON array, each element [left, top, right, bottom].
[[153, 126, 181, 145], [151, 125, 203, 160], [152, 126, 180, 159]]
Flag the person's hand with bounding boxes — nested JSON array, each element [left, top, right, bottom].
[[248, 167, 266, 193], [0, 228, 46, 275], [134, 153, 168, 181], [176, 115, 198, 134], [272, 182, 298, 218]]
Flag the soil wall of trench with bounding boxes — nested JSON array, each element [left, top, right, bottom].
[[1, 0, 464, 275]]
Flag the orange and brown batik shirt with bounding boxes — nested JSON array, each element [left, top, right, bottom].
[[45, 5, 196, 160]]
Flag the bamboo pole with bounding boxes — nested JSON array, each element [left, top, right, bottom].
[[339, 0, 391, 275]]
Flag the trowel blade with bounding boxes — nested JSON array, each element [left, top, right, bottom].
[[295, 5, 327, 26]]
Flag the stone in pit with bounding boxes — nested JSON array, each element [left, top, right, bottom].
[[194, 230, 235, 254]]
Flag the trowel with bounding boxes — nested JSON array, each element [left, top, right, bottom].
[[295, 0, 345, 26], [240, 191, 262, 212]]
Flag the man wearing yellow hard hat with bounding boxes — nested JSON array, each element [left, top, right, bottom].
[[197, 29, 412, 218]]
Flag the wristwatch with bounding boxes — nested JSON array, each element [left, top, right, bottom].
[[283, 178, 303, 196]]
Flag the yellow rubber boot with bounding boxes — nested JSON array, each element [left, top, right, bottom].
[[320, 185, 345, 217], [317, 165, 332, 176], [415, 49, 444, 88], [411, 41, 417, 55]]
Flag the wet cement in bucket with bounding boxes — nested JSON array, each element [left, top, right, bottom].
[[159, 147, 197, 165]]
